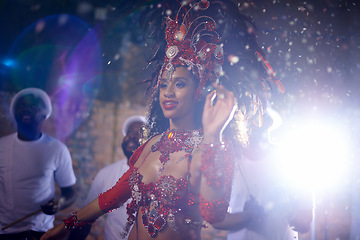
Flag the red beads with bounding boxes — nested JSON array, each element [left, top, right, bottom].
[[199, 0, 210, 10], [154, 216, 165, 230], [151, 129, 203, 166], [63, 212, 93, 230]]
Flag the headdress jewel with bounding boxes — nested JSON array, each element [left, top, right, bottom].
[[158, 0, 223, 99]]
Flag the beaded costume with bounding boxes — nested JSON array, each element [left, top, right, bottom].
[[98, 129, 233, 238]]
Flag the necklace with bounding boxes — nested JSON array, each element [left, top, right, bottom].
[[151, 129, 203, 174]]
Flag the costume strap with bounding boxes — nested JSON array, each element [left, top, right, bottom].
[[129, 141, 147, 166]]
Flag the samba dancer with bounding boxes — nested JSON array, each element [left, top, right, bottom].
[[41, 0, 283, 239]]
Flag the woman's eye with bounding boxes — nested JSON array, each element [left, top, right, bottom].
[[159, 83, 167, 89], [175, 81, 186, 88]]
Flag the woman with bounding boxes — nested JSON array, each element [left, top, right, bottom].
[[41, 0, 283, 239]]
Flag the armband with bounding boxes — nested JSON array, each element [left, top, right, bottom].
[[201, 142, 233, 188]]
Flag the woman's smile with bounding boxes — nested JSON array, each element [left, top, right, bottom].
[[162, 100, 178, 110]]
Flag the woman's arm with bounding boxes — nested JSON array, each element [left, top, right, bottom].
[[40, 143, 149, 240], [196, 84, 236, 223], [40, 199, 103, 240], [198, 141, 233, 223], [40, 167, 136, 240]]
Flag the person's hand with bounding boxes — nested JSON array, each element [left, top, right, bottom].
[[286, 192, 313, 233], [40, 223, 70, 240], [41, 198, 64, 215], [202, 84, 235, 142], [243, 196, 266, 233]]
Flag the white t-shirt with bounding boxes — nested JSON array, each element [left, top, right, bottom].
[[227, 157, 298, 240], [0, 133, 76, 233], [86, 159, 131, 240]]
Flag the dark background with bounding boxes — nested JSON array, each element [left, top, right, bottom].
[[1, 0, 359, 106]]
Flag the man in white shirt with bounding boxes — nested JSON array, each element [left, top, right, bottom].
[[213, 110, 313, 240], [0, 88, 76, 240]]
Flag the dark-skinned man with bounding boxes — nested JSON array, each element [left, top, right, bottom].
[[0, 88, 76, 240]]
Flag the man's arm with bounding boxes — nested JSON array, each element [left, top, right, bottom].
[[212, 212, 250, 230], [212, 196, 266, 231], [41, 185, 77, 215], [59, 186, 77, 210], [287, 192, 314, 234]]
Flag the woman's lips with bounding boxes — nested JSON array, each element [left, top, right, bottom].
[[163, 101, 178, 110]]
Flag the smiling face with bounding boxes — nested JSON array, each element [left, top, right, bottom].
[[122, 121, 143, 161], [14, 94, 46, 129], [159, 66, 198, 129]]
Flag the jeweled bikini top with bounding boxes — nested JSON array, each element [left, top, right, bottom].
[[122, 129, 204, 238]]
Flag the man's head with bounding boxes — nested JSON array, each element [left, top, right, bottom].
[[10, 88, 52, 119], [121, 115, 146, 161], [10, 88, 52, 132]]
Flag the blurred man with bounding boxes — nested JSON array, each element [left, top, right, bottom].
[[69, 115, 146, 240], [0, 88, 76, 240], [213, 109, 313, 240]]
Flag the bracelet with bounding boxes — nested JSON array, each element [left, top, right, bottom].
[[63, 212, 93, 230]]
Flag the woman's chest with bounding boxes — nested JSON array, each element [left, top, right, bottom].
[[136, 149, 198, 183]]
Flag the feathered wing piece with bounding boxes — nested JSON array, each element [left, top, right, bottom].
[[139, 0, 284, 128]]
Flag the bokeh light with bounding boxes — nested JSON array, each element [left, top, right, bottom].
[[4, 14, 102, 140]]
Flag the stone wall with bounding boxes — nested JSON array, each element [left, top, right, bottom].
[[58, 100, 147, 240]]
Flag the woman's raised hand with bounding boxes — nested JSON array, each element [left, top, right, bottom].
[[202, 83, 236, 143]]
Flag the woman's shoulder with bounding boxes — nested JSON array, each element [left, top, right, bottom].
[[129, 134, 161, 167], [145, 133, 161, 146]]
